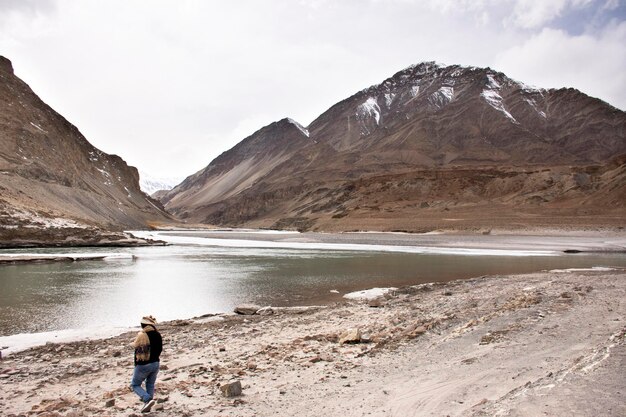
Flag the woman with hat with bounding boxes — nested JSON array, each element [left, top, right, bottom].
[[130, 315, 162, 413]]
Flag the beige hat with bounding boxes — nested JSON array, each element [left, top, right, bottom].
[[140, 315, 157, 326]]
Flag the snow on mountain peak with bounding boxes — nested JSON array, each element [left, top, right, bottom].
[[139, 171, 184, 195], [287, 118, 310, 137]]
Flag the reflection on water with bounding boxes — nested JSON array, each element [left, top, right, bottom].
[[1, 243, 625, 336]]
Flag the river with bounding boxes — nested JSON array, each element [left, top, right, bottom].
[[1, 230, 625, 350]]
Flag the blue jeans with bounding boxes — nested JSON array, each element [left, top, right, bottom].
[[131, 361, 160, 402]]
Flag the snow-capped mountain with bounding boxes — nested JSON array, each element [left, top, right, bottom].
[[139, 171, 183, 196], [161, 61, 625, 231]]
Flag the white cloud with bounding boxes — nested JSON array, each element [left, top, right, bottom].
[[0, 0, 623, 178], [495, 23, 626, 108]]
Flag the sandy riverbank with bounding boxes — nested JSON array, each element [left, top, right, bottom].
[[1, 268, 624, 416]]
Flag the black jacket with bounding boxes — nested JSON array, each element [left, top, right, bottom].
[[134, 329, 163, 366]]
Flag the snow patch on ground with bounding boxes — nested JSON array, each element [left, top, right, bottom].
[[549, 266, 618, 273], [29, 122, 47, 133], [356, 97, 381, 125], [0, 326, 132, 356], [384, 93, 396, 108], [481, 89, 518, 123], [344, 287, 397, 300], [524, 98, 547, 118], [429, 86, 454, 108], [486, 74, 501, 89], [96, 168, 111, 181]]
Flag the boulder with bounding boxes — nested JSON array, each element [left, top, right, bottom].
[[339, 329, 362, 344], [220, 380, 243, 397], [234, 304, 261, 315]]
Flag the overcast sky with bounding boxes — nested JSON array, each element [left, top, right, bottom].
[[1, 0, 624, 180]]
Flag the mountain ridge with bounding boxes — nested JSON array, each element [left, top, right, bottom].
[[162, 61, 625, 231]]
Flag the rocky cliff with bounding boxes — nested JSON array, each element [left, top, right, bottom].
[[0, 56, 172, 246]]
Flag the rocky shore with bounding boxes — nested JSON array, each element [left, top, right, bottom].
[[0, 228, 166, 250], [1, 269, 624, 416]]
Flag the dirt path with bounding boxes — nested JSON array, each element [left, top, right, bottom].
[[1, 270, 624, 416]]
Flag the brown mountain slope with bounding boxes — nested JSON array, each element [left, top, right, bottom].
[[162, 62, 626, 231], [0, 56, 172, 245]]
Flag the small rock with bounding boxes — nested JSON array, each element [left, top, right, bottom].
[[112, 350, 121, 358], [219, 346, 226, 352], [339, 329, 361, 344], [105, 398, 115, 408], [220, 380, 242, 397], [234, 304, 261, 315], [246, 361, 257, 370], [156, 396, 169, 403], [153, 404, 164, 411]]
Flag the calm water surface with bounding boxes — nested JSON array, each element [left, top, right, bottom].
[[1, 237, 625, 336]]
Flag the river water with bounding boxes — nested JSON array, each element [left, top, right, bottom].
[[1, 230, 625, 341]]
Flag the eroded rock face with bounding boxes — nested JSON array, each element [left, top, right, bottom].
[[161, 62, 626, 231], [0, 56, 172, 246]]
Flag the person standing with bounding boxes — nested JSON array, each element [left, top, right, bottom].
[[130, 315, 162, 413]]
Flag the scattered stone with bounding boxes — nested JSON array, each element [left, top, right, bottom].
[[220, 380, 242, 397], [480, 334, 495, 345], [234, 304, 261, 315], [105, 398, 115, 407], [339, 329, 362, 344], [246, 361, 257, 370], [156, 396, 169, 403], [219, 346, 226, 352]]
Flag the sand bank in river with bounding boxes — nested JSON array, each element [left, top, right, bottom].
[[1, 268, 624, 416]]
